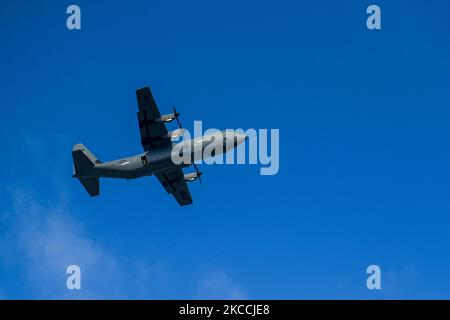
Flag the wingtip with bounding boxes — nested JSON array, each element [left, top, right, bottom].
[[136, 85, 151, 92]]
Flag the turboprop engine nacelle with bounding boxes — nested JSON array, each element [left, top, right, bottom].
[[184, 172, 202, 182], [163, 128, 185, 139], [156, 113, 177, 123]]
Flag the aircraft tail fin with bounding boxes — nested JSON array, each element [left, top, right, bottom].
[[72, 143, 101, 197]]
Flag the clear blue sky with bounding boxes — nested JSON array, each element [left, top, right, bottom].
[[1, 0, 450, 299]]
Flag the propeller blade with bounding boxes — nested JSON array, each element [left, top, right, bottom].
[[173, 105, 182, 129], [173, 103, 202, 184]]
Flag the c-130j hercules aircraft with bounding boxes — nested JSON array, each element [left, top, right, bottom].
[[72, 87, 247, 206]]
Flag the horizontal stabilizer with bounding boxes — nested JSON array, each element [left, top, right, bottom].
[[78, 177, 100, 197]]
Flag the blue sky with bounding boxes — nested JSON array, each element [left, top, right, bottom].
[[1, 0, 450, 299]]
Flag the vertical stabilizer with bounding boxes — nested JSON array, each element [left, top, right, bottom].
[[72, 143, 101, 197]]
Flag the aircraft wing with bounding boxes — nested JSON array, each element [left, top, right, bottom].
[[136, 87, 171, 151], [155, 168, 193, 206]]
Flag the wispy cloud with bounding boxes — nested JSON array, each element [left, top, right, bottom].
[[196, 270, 248, 300], [2, 189, 123, 299], [381, 266, 421, 299], [1, 189, 250, 299]]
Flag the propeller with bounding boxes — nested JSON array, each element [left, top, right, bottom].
[[173, 105, 182, 129], [172, 104, 203, 184]]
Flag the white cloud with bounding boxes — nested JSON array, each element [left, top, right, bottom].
[[3, 189, 123, 299], [381, 266, 421, 299], [2, 189, 250, 300], [196, 270, 248, 300]]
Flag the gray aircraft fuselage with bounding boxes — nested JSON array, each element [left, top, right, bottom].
[[76, 131, 246, 180]]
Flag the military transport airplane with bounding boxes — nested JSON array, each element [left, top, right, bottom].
[[72, 86, 247, 206]]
